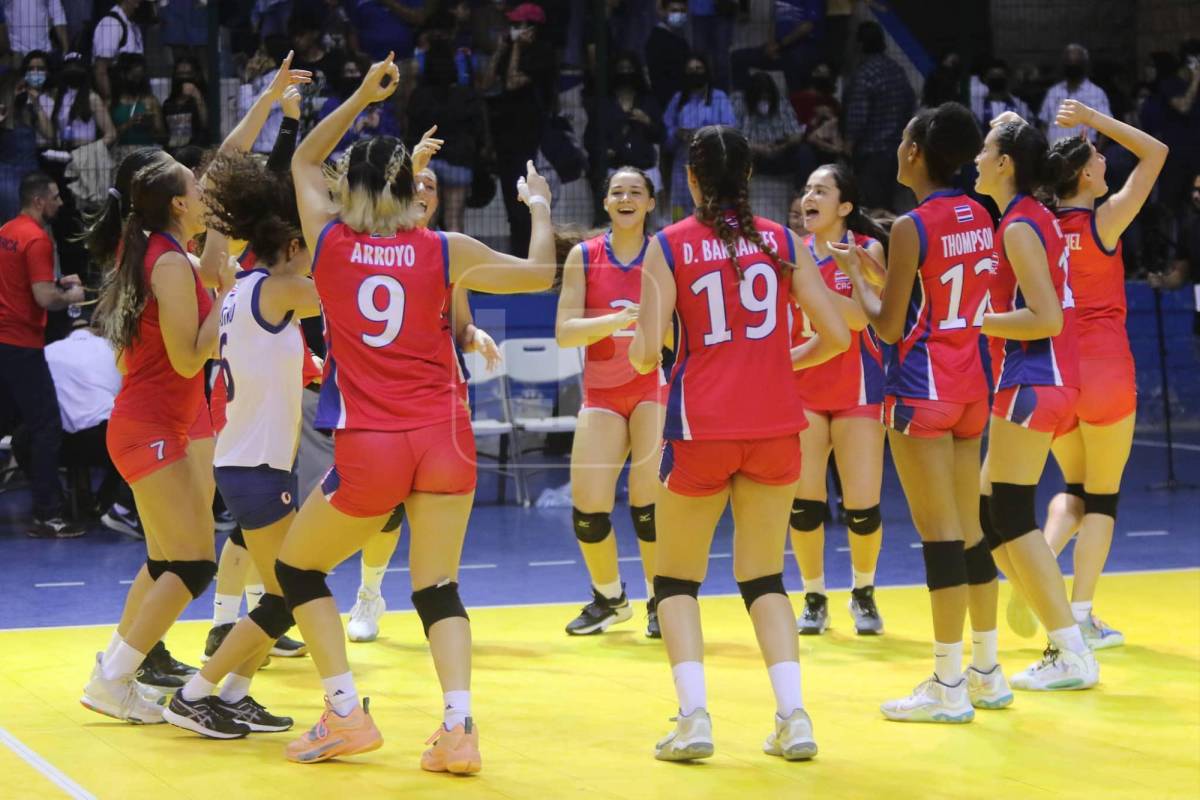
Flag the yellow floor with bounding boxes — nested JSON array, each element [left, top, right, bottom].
[[1, 571, 1198, 800]]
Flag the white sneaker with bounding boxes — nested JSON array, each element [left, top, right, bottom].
[[881, 675, 974, 723], [347, 587, 385, 643], [763, 708, 817, 761], [1006, 590, 1038, 639], [81, 653, 166, 724], [655, 708, 714, 761], [1080, 614, 1124, 650], [1011, 646, 1099, 691], [966, 664, 1014, 709]]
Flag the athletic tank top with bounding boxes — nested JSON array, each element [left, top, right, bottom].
[[1055, 206, 1131, 361]]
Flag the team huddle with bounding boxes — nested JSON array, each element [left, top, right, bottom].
[[77, 48, 1167, 770]]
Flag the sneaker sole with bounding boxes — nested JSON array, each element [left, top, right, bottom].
[[881, 707, 975, 723], [162, 707, 249, 739], [288, 735, 384, 763], [348, 630, 380, 643], [100, 515, 143, 539], [1013, 677, 1093, 691], [971, 694, 1014, 709], [269, 646, 309, 658], [1087, 636, 1124, 650], [654, 741, 714, 761], [781, 741, 818, 761], [797, 621, 828, 635], [565, 607, 634, 636], [81, 696, 164, 725], [242, 719, 294, 733], [854, 625, 883, 635]]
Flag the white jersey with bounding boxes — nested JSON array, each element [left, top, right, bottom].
[[214, 269, 304, 471]]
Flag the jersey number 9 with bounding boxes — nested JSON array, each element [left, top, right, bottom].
[[358, 275, 407, 348]]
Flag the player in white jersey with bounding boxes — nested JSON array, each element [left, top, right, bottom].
[[162, 149, 322, 739]]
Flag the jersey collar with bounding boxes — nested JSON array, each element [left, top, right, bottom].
[[605, 230, 649, 270], [235, 267, 270, 279], [917, 188, 964, 207], [1001, 192, 1027, 220]]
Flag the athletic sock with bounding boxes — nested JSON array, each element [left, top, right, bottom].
[[971, 629, 999, 671], [1048, 624, 1089, 656], [361, 560, 388, 595], [804, 575, 826, 596], [1070, 601, 1093, 625], [853, 569, 875, 590], [594, 579, 623, 602], [672, 661, 706, 716], [218, 673, 253, 704], [645, 579, 656, 603], [245, 584, 265, 613], [213, 593, 240, 626], [103, 630, 122, 663], [181, 673, 216, 702], [443, 690, 471, 730], [934, 641, 964, 685], [766, 660, 803, 718], [101, 640, 145, 681], [322, 672, 359, 717]]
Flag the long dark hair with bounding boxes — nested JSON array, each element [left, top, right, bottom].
[[745, 72, 780, 117], [54, 56, 94, 129], [992, 120, 1051, 196], [113, 53, 150, 100], [96, 158, 190, 351], [204, 151, 301, 267], [812, 163, 890, 248], [1043, 136, 1093, 202], [78, 147, 172, 267], [688, 125, 788, 281]]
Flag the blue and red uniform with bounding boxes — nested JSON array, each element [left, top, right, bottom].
[[107, 232, 214, 482], [655, 214, 805, 496], [791, 231, 884, 420], [1055, 207, 1135, 427], [883, 190, 994, 438], [579, 231, 666, 419], [311, 221, 474, 517], [989, 194, 1080, 436]]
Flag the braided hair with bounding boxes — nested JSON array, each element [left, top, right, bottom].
[[688, 125, 788, 281], [324, 135, 418, 235]]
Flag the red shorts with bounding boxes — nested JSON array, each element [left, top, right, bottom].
[[107, 416, 191, 484], [993, 385, 1080, 438], [806, 403, 882, 422], [188, 400, 214, 441], [659, 435, 801, 497], [581, 382, 666, 421], [884, 396, 989, 439], [1073, 357, 1136, 427], [321, 419, 477, 517]]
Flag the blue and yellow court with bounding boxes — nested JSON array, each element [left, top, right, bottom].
[[1, 440, 1198, 798]]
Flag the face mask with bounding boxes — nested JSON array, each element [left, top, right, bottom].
[[685, 72, 706, 91], [510, 27, 522, 42], [25, 70, 47, 89], [63, 70, 86, 89], [812, 76, 833, 94], [667, 12, 687, 29], [756, 100, 771, 116], [986, 76, 1007, 93], [1063, 63, 1085, 82]]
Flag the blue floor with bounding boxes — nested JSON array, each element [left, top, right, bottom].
[[3, 434, 1198, 630]]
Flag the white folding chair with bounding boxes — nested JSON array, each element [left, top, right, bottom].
[[462, 350, 525, 506]]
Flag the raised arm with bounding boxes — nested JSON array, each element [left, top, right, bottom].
[[832, 215, 919, 344], [555, 243, 639, 347], [981, 223, 1062, 340], [789, 230, 851, 369], [152, 252, 230, 377], [221, 51, 311, 155], [1056, 100, 1169, 248], [629, 236, 674, 374], [447, 160, 556, 293]]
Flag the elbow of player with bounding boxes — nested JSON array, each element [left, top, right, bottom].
[[1039, 306, 1064, 338], [875, 320, 900, 346], [827, 323, 852, 354]]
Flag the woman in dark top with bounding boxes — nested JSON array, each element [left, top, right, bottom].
[[111, 53, 166, 148], [408, 40, 491, 233], [162, 57, 210, 153], [589, 51, 665, 191]]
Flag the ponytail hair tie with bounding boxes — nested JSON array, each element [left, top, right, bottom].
[[108, 187, 121, 201]]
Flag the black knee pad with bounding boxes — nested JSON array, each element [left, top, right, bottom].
[[630, 504, 656, 542], [381, 503, 406, 533], [790, 498, 828, 532], [411, 580, 468, 638], [573, 508, 612, 544], [274, 560, 332, 610], [737, 572, 786, 611], [845, 505, 882, 535], [1064, 482, 1086, 501], [229, 527, 246, 548], [165, 560, 218, 599], [979, 495, 1002, 550], [922, 540, 967, 591], [964, 541, 999, 585], [654, 574, 701, 602], [989, 482, 1039, 544], [146, 558, 168, 580], [1084, 491, 1119, 521], [247, 593, 294, 639]]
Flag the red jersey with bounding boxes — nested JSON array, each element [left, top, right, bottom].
[[311, 221, 459, 432], [1055, 207, 1131, 361], [580, 232, 660, 394], [657, 215, 805, 441], [886, 191, 994, 403], [990, 194, 1080, 390], [111, 232, 212, 429], [0, 214, 56, 348], [791, 231, 884, 410]]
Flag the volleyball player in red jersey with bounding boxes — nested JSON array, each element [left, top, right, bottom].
[[1026, 102, 1166, 648], [278, 54, 556, 769], [788, 163, 889, 637], [557, 167, 665, 638], [831, 102, 1010, 722], [631, 126, 849, 762], [974, 116, 1100, 691]]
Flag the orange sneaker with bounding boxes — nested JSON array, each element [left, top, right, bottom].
[[285, 697, 383, 763], [420, 717, 482, 774]]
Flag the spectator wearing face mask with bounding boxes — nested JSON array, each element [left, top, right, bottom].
[[588, 50, 665, 192], [663, 53, 736, 216], [645, 0, 691, 109], [976, 59, 1031, 130], [40, 52, 116, 149], [110, 52, 164, 148], [1039, 43, 1111, 143], [318, 55, 401, 159], [161, 56, 210, 152], [732, 70, 810, 184]]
